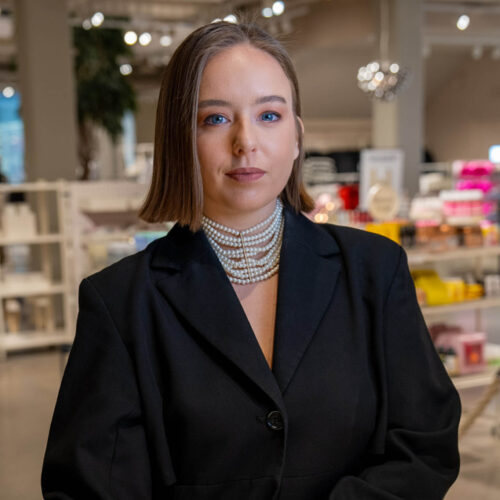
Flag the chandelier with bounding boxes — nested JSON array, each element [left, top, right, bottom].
[[357, 0, 409, 101]]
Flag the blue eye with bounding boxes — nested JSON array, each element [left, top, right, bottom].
[[260, 112, 281, 122], [204, 114, 228, 125]]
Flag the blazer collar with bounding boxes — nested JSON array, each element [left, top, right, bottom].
[[151, 204, 341, 410]]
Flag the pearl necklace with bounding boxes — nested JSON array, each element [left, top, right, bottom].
[[201, 199, 284, 285]]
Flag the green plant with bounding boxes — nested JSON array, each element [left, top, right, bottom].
[[73, 26, 136, 180]]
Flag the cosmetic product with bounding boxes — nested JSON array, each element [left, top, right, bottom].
[[434, 331, 486, 375]]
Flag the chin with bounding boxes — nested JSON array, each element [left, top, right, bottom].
[[228, 194, 279, 214]]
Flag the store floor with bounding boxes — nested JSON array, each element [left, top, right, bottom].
[[0, 350, 499, 500]]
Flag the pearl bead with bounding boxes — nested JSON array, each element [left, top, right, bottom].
[[201, 199, 284, 284]]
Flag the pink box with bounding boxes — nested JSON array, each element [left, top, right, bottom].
[[434, 331, 487, 375]]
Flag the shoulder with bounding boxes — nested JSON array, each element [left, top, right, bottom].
[[317, 222, 402, 262], [313, 221, 405, 293], [83, 236, 163, 297]]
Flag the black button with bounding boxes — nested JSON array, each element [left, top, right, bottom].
[[266, 410, 284, 431]]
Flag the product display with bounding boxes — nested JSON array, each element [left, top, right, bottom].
[[307, 158, 500, 379], [484, 274, 500, 297], [0, 202, 37, 239], [4, 299, 21, 333], [0, 182, 72, 358], [439, 189, 484, 226], [435, 329, 487, 376]]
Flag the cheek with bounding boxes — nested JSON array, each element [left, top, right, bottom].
[[274, 127, 299, 171], [197, 136, 220, 178]]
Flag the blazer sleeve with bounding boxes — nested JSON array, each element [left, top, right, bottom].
[[41, 278, 154, 499], [328, 246, 461, 500]]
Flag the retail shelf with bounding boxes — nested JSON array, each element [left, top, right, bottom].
[[0, 331, 72, 352], [79, 200, 143, 213], [407, 245, 500, 265], [82, 231, 136, 244], [0, 233, 64, 246], [0, 282, 66, 299], [0, 181, 64, 193], [0, 181, 73, 358], [421, 296, 500, 316], [451, 365, 499, 391]]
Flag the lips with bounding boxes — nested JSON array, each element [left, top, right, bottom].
[[225, 168, 266, 183]]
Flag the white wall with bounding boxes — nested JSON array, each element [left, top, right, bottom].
[[426, 50, 500, 161]]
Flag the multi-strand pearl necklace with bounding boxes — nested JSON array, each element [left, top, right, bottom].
[[201, 199, 284, 285]]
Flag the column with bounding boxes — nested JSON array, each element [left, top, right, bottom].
[[372, 0, 424, 199], [14, 0, 78, 181]]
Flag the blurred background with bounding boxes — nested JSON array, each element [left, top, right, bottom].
[[1, 0, 500, 498]]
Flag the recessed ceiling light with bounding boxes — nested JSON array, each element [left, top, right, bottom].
[[457, 14, 470, 31], [160, 35, 172, 47], [139, 32, 152, 46], [272, 1, 285, 16], [91, 12, 104, 27], [2, 86, 15, 98], [124, 31, 138, 45], [262, 8, 273, 18], [120, 64, 132, 76]]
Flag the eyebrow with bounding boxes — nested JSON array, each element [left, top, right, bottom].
[[198, 95, 287, 109]]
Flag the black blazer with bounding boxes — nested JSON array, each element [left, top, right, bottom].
[[42, 204, 460, 499]]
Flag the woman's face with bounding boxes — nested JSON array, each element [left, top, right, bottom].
[[196, 43, 301, 224]]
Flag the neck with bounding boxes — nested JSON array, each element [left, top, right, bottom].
[[203, 199, 279, 232]]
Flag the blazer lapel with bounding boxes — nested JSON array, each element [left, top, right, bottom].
[[272, 207, 341, 394], [150, 204, 341, 405], [151, 223, 285, 410]]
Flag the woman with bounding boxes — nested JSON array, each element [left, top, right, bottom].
[[42, 21, 460, 499]]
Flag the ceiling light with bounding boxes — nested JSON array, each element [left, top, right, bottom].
[[262, 8, 273, 18], [272, 1, 285, 16], [357, 0, 408, 102], [139, 32, 152, 46], [2, 86, 15, 98], [120, 64, 132, 76], [91, 12, 104, 27], [124, 31, 137, 45], [82, 19, 92, 30], [223, 14, 237, 23], [489, 145, 500, 163], [357, 60, 408, 101], [457, 14, 470, 31], [160, 35, 172, 47]]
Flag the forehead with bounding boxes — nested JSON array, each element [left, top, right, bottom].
[[199, 44, 293, 101]]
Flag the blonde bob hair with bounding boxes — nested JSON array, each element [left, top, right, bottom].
[[138, 21, 314, 232]]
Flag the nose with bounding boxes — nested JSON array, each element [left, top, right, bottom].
[[232, 119, 257, 157]]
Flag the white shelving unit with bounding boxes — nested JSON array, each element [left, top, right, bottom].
[[63, 181, 170, 332], [0, 181, 73, 359], [421, 297, 500, 317], [407, 246, 500, 265], [65, 180, 149, 284], [451, 363, 499, 391], [408, 244, 500, 399]]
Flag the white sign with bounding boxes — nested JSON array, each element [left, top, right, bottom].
[[359, 149, 404, 211]]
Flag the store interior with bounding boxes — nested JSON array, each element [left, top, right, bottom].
[[1, 0, 500, 498]]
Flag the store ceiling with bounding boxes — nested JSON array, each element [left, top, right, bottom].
[[1, 0, 500, 119]]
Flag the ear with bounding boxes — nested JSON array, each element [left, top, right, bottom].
[[294, 116, 304, 160]]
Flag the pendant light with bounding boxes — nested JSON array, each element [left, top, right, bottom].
[[357, 0, 409, 101]]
